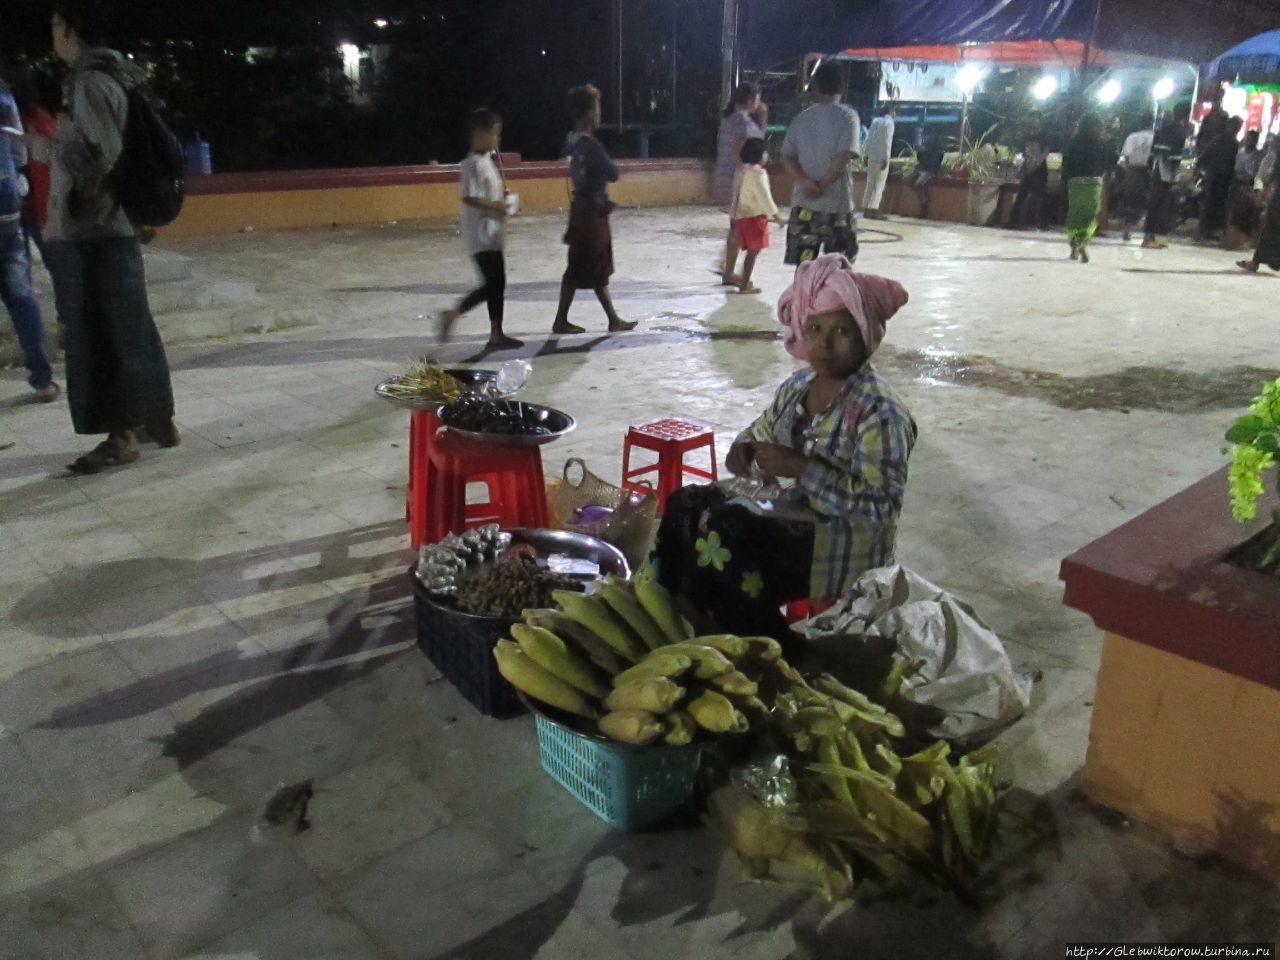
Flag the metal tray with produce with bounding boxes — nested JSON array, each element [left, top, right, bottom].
[[413, 527, 629, 623], [375, 365, 512, 411]]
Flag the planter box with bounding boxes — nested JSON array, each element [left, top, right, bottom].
[[766, 167, 1014, 225], [1060, 467, 1280, 883]]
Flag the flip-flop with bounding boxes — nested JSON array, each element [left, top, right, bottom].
[[1237, 260, 1260, 273], [68, 440, 141, 475]]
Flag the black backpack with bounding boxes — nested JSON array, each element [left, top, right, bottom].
[[93, 66, 186, 227]]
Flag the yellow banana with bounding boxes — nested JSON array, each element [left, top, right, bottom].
[[613, 653, 693, 687], [492, 640, 598, 718], [687, 634, 751, 660], [687, 689, 748, 733], [595, 579, 669, 651], [710, 670, 759, 697], [598, 709, 665, 745], [647, 643, 736, 679], [523, 609, 628, 676], [553, 590, 646, 661], [632, 577, 687, 644], [663, 709, 696, 746], [511, 623, 610, 698], [604, 677, 685, 714]]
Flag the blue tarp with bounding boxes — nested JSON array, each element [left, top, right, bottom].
[[1205, 29, 1280, 80], [833, 0, 1100, 48]]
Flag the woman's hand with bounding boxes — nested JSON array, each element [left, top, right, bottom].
[[752, 443, 808, 479], [726, 442, 755, 477]]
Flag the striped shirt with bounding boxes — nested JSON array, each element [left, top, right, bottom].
[[736, 365, 917, 600]]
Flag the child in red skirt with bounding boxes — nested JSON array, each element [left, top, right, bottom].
[[726, 138, 783, 294]]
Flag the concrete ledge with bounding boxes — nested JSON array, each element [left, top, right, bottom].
[[165, 158, 714, 238]]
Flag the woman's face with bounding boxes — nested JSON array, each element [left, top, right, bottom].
[[803, 310, 867, 378], [746, 94, 762, 114]]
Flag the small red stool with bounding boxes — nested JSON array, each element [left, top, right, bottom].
[[621, 418, 718, 514], [423, 431, 550, 544], [406, 409, 441, 550]]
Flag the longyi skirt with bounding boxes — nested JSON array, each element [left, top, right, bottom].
[[562, 202, 614, 290]]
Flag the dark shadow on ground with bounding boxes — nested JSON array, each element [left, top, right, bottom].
[[329, 279, 714, 302]]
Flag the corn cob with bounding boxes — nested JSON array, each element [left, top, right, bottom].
[[511, 623, 610, 698], [612, 653, 693, 687], [604, 676, 685, 713], [595, 578, 669, 651], [552, 590, 646, 661], [632, 577, 688, 644], [598, 709, 665, 745], [492, 640, 598, 718]]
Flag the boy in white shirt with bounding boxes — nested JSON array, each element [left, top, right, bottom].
[[440, 109, 521, 349], [726, 138, 783, 294]]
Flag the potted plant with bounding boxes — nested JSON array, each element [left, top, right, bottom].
[[946, 126, 1003, 226], [1225, 376, 1280, 573]]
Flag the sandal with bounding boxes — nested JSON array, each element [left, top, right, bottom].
[[68, 438, 141, 475], [1237, 259, 1260, 274]]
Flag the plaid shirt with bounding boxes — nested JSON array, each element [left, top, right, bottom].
[[737, 365, 917, 600]]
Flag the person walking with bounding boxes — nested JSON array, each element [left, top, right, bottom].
[[1227, 130, 1266, 242], [1115, 113, 1154, 241], [45, 0, 177, 473], [861, 105, 895, 220], [439, 109, 521, 350], [726, 138, 783, 294], [780, 61, 861, 265], [1142, 103, 1192, 250], [1, 75, 58, 402], [551, 84, 635, 335], [1062, 113, 1112, 263], [715, 82, 765, 286]]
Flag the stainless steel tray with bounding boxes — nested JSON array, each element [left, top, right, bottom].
[[375, 368, 511, 411], [439, 400, 577, 446], [412, 527, 630, 622]]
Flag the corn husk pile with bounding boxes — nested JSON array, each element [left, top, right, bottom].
[[380, 358, 464, 404], [492, 574, 1004, 899]]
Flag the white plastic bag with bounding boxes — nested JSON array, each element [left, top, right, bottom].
[[801, 565, 1033, 743]]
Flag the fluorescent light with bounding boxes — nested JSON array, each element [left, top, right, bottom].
[[339, 43, 360, 69], [1152, 77, 1176, 101], [373, 18, 388, 28], [1032, 75, 1058, 100], [1098, 79, 1122, 104], [957, 64, 987, 96]]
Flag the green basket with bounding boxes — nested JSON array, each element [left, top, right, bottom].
[[533, 713, 703, 830]]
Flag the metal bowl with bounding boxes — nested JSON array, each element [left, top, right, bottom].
[[375, 367, 512, 411], [411, 527, 630, 623], [439, 400, 577, 447]]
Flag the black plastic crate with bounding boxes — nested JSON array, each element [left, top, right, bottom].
[[409, 567, 527, 719]]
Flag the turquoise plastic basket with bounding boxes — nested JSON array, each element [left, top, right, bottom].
[[533, 713, 703, 830]]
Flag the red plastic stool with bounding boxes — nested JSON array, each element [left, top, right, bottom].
[[406, 409, 441, 550], [424, 431, 550, 544], [621, 417, 718, 514]]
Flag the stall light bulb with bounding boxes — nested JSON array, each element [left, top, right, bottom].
[[373, 18, 388, 29], [1152, 77, 1176, 101], [1032, 75, 1058, 100], [957, 64, 987, 96], [1098, 79, 1122, 104]]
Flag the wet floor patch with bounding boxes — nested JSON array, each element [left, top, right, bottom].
[[878, 347, 1280, 413]]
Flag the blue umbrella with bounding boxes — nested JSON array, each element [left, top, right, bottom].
[[1205, 29, 1280, 80]]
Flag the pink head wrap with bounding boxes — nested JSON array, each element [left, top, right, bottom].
[[777, 254, 909, 363]]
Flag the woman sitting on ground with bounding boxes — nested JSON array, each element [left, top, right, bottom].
[[652, 254, 917, 644]]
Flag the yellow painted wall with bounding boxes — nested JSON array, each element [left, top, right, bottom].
[[1085, 630, 1280, 882], [162, 166, 713, 238]]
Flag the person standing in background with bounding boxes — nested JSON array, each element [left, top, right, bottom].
[[1142, 102, 1192, 250], [1, 74, 58, 402], [44, 0, 178, 473], [1007, 110, 1049, 230], [715, 82, 765, 286], [726, 137, 784, 294], [14, 73, 58, 250], [780, 61, 861, 265], [551, 84, 636, 335], [1195, 116, 1241, 244], [861, 104, 896, 220], [1115, 113, 1154, 241], [912, 131, 944, 220], [1227, 130, 1266, 243]]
